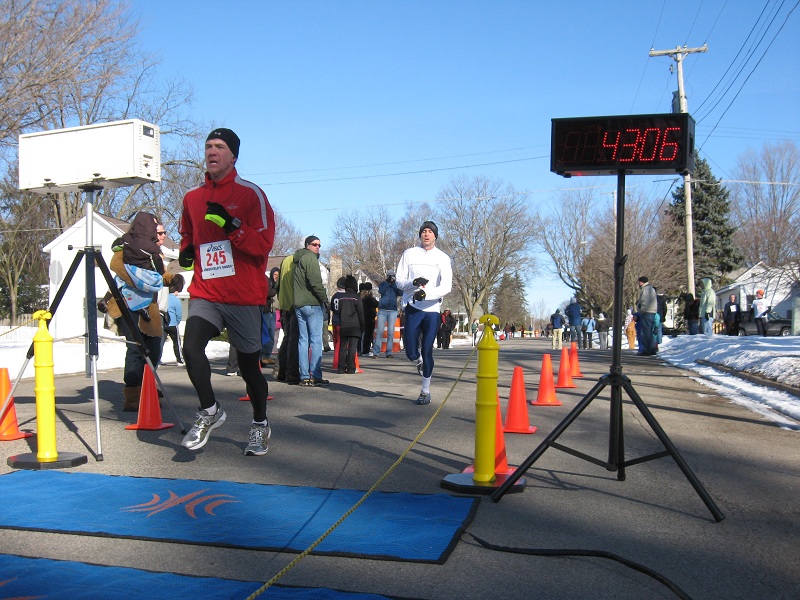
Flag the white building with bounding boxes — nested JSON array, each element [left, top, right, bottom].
[[716, 262, 799, 318], [42, 213, 179, 340]]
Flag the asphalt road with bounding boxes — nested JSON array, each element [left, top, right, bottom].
[[1, 336, 798, 599]]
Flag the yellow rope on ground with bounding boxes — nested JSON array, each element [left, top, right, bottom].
[[245, 344, 479, 600], [0, 318, 37, 339]]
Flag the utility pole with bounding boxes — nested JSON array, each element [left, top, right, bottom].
[[649, 45, 707, 297]]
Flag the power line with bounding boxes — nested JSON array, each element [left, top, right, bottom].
[[242, 146, 544, 177], [256, 155, 549, 186], [699, 0, 798, 148]]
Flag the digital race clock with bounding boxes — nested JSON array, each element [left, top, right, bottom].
[[550, 113, 695, 177]]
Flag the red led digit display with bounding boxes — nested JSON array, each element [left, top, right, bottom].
[[551, 113, 695, 176]]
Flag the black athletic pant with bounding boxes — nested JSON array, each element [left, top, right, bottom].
[[183, 316, 268, 422]]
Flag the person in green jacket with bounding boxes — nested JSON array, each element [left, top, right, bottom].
[[293, 236, 329, 387], [276, 254, 299, 384], [698, 277, 717, 337]]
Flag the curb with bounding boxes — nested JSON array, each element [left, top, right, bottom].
[[695, 358, 800, 399]]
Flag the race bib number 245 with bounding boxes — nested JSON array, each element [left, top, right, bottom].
[[200, 240, 235, 279]]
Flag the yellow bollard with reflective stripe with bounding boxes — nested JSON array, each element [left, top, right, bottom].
[[473, 314, 500, 483], [33, 310, 58, 462]]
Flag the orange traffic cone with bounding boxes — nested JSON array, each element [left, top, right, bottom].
[[126, 364, 173, 431], [354, 353, 363, 374], [555, 347, 576, 389], [503, 366, 537, 434], [531, 354, 562, 406], [463, 395, 515, 475], [570, 342, 584, 377], [0, 367, 33, 441]]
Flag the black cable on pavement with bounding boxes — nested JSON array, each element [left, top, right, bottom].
[[465, 532, 693, 600]]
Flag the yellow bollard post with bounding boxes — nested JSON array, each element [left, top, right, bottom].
[[33, 310, 58, 462], [473, 314, 500, 483], [440, 315, 526, 495], [6, 310, 87, 470]]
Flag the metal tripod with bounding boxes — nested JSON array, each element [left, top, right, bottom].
[[490, 171, 724, 522], [2, 184, 185, 465]]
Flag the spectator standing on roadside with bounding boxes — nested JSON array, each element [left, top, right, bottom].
[[441, 309, 456, 348], [596, 312, 609, 350], [581, 312, 596, 349], [376, 270, 402, 357], [360, 282, 379, 357], [655, 290, 667, 345], [294, 236, 329, 387], [565, 298, 583, 348], [723, 294, 742, 336], [329, 277, 347, 368], [684, 292, 700, 335], [624, 308, 636, 350], [98, 219, 169, 412], [277, 253, 300, 384], [752, 289, 770, 337], [335, 275, 364, 374], [260, 267, 280, 366], [164, 275, 185, 364], [636, 276, 657, 356], [550, 309, 564, 350], [699, 277, 717, 337]]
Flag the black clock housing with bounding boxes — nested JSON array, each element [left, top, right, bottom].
[[551, 113, 695, 177]]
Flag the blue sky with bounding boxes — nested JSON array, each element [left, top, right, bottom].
[[132, 0, 799, 310]]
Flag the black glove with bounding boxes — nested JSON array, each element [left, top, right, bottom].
[[205, 202, 240, 233], [97, 300, 107, 314], [178, 245, 195, 270], [413, 289, 426, 303], [412, 277, 428, 287]]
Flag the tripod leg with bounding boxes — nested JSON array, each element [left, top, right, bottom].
[[621, 378, 725, 522], [89, 355, 104, 461], [491, 378, 611, 502], [609, 382, 626, 480], [85, 247, 103, 461], [0, 357, 33, 423]]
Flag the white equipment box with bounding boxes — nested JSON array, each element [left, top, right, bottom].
[[18, 119, 161, 193]]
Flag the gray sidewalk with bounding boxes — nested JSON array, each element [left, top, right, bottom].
[[1, 338, 798, 599]]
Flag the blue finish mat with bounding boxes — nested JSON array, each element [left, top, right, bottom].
[[0, 553, 399, 599], [0, 471, 477, 563]]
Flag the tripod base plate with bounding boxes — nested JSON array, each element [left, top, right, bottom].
[[441, 472, 526, 495], [7, 452, 88, 470]]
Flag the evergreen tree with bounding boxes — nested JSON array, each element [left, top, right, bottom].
[[668, 156, 743, 284], [490, 272, 527, 327]]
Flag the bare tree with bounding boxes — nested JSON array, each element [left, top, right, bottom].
[[0, 0, 200, 318], [271, 209, 305, 256], [432, 175, 537, 324], [532, 187, 594, 295], [0, 164, 50, 323], [731, 141, 800, 283], [528, 297, 549, 333], [536, 186, 685, 315], [0, 0, 136, 151], [1, 0, 199, 231], [330, 206, 403, 276], [581, 191, 685, 312]]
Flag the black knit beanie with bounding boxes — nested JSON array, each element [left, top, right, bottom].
[[419, 220, 438, 238], [206, 128, 240, 158]]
